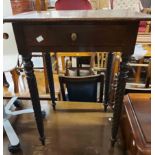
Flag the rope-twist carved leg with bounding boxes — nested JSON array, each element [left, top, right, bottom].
[[111, 56, 129, 147]]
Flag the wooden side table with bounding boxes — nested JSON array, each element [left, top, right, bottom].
[[4, 9, 150, 146]]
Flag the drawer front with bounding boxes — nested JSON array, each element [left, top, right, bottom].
[[23, 24, 137, 52]]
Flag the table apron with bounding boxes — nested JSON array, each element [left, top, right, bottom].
[[12, 22, 139, 54]]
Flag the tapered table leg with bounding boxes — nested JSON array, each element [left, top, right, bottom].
[[43, 52, 56, 110], [104, 52, 113, 112], [111, 55, 129, 147], [22, 54, 45, 145]]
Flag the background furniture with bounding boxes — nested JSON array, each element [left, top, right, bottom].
[[55, 52, 92, 74], [55, 0, 92, 10], [3, 73, 10, 87], [3, 0, 32, 152], [106, 53, 151, 110], [140, 0, 151, 8], [133, 37, 151, 86], [10, 0, 34, 14], [109, 0, 151, 34], [105, 0, 151, 108], [137, 33, 151, 44], [121, 93, 151, 155], [90, 52, 108, 74], [89, 0, 109, 10], [4, 9, 150, 146], [59, 74, 104, 102], [65, 53, 93, 76], [3, 25, 19, 94], [3, 97, 20, 153]]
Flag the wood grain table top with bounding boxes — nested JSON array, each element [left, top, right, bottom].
[[4, 10, 150, 23]]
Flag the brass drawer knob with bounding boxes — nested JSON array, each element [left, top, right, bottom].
[[71, 33, 77, 41]]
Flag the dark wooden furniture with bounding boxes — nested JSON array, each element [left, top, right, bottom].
[[3, 10, 150, 146], [121, 93, 151, 155], [59, 74, 104, 102]]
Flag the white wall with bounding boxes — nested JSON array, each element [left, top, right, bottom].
[[3, 0, 13, 17]]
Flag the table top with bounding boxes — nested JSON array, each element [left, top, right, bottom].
[[3, 10, 150, 23]]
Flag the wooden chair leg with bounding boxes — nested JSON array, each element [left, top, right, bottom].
[[65, 59, 70, 76], [3, 73, 10, 87], [145, 59, 151, 88], [57, 92, 61, 101], [43, 53, 50, 94], [10, 69, 19, 93], [55, 53, 59, 74], [135, 58, 144, 83], [61, 56, 65, 73]]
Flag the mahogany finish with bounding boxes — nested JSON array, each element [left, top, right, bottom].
[[121, 94, 151, 155], [3, 10, 150, 146]]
